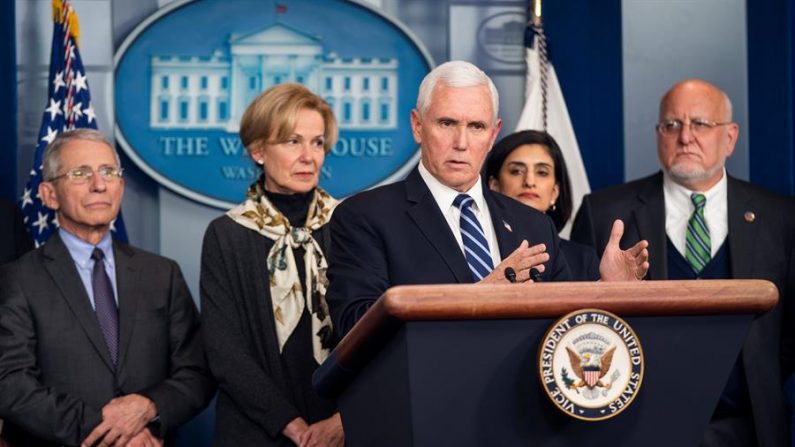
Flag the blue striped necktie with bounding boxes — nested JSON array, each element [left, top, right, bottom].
[[453, 194, 494, 281], [685, 193, 711, 273]]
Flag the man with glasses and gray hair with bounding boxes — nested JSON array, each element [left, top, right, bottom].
[[572, 79, 795, 447], [0, 129, 214, 446]]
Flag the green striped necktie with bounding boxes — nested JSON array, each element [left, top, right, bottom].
[[685, 193, 711, 274]]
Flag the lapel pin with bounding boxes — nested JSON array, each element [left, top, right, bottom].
[[744, 211, 755, 223], [503, 221, 513, 232]]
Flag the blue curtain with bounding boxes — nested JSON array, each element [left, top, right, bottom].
[[1, 0, 17, 202]]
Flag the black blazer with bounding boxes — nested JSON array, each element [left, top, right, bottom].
[[571, 171, 795, 447], [326, 168, 572, 336], [200, 216, 335, 446], [560, 239, 600, 281], [0, 233, 214, 447], [0, 199, 33, 264]]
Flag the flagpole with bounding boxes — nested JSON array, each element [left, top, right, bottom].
[[61, 1, 77, 129], [529, 0, 548, 129], [517, 0, 592, 237]]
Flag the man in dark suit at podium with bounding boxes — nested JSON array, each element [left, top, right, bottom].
[[571, 79, 795, 447], [326, 61, 649, 337]]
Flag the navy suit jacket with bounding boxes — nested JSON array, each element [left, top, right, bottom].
[[560, 239, 600, 281], [326, 168, 571, 336], [571, 171, 795, 447]]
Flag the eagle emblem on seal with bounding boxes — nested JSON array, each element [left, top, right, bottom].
[[539, 309, 644, 420], [565, 345, 616, 390]]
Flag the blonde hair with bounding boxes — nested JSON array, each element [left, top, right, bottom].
[[240, 83, 338, 156]]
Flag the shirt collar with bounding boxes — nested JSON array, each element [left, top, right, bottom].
[[418, 162, 487, 213], [663, 167, 727, 210], [59, 228, 115, 269]]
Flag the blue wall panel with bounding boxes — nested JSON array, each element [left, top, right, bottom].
[[545, 0, 624, 190], [748, 0, 794, 195], [1, 0, 17, 202]]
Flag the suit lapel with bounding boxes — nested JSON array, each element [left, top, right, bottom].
[[114, 240, 140, 369], [43, 234, 115, 370], [727, 176, 756, 279], [632, 173, 668, 280], [483, 187, 522, 260], [405, 169, 473, 283]]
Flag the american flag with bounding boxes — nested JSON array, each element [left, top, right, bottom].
[[19, 0, 127, 247]]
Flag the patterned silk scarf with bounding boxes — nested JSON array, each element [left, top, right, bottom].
[[227, 176, 338, 364]]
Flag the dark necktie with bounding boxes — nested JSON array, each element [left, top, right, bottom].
[[685, 193, 711, 273], [91, 248, 119, 367], [453, 194, 494, 281]]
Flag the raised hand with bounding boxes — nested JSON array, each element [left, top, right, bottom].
[[599, 219, 650, 281]]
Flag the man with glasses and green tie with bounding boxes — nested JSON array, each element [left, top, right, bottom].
[[572, 79, 795, 447], [0, 129, 214, 446]]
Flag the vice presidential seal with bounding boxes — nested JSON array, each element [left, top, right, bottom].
[[538, 309, 644, 421]]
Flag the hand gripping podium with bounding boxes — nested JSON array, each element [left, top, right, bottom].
[[314, 280, 778, 446]]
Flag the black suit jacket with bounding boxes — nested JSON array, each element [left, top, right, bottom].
[[571, 171, 795, 447], [0, 199, 33, 265], [560, 239, 600, 281], [0, 233, 215, 447], [326, 168, 571, 335]]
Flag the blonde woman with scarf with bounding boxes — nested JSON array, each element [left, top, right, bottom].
[[201, 84, 343, 447]]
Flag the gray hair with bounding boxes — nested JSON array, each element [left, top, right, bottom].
[[42, 129, 120, 181], [416, 60, 500, 123], [722, 91, 733, 121]]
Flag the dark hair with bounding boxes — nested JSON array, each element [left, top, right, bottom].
[[485, 130, 573, 232]]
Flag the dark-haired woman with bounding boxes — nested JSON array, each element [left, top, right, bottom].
[[486, 130, 600, 280]]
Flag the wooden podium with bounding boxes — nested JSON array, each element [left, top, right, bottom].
[[314, 280, 778, 446]]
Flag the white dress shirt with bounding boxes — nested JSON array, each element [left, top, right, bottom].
[[663, 169, 729, 258], [418, 163, 502, 269]]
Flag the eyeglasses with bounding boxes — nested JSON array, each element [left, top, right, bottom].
[[656, 118, 732, 136], [48, 165, 124, 184]]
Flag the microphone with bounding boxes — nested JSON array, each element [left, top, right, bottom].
[[504, 267, 517, 283], [529, 267, 542, 282]]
